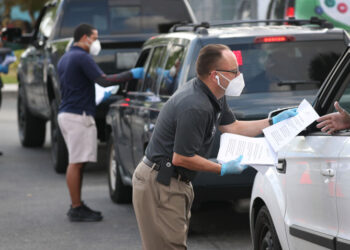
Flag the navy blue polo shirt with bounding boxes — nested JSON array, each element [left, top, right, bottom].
[[57, 46, 103, 116]]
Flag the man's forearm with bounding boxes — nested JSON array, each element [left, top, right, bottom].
[[172, 152, 221, 174], [95, 71, 133, 87], [219, 119, 269, 137]]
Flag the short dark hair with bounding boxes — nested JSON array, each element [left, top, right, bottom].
[[73, 23, 95, 42], [196, 44, 230, 77]]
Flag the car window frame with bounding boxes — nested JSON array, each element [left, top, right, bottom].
[[307, 48, 350, 136], [157, 43, 186, 97], [140, 45, 168, 94]]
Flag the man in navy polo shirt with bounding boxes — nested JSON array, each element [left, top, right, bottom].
[[57, 23, 143, 222]]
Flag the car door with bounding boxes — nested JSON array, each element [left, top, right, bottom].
[[333, 53, 350, 249], [112, 48, 152, 175], [25, 4, 57, 117], [283, 48, 350, 250], [129, 45, 167, 169]]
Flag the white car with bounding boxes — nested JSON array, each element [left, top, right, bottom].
[[250, 46, 350, 250]]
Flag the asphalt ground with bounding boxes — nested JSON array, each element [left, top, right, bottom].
[[0, 90, 252, 250]]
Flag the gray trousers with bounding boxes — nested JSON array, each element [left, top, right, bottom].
[[132, 161, 194, 250]]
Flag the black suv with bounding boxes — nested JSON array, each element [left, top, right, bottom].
[[106, 18, 349, 204], [4, 0, 195, 173]]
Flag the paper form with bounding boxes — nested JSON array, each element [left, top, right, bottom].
[[217, 133, 277, 165], [263, 99, 319, 152]]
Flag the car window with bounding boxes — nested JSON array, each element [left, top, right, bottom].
[[158, 45, 185, 96], [38, 4, 59, 39], [53, 0, 192, 39], [187, 40, 345, 95], [127, 48, 151, 92], [142, 46, 167, 93], [334, 63, 350, 112]]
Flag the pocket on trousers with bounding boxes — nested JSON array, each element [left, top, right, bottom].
[[133, 167, 146, 183]]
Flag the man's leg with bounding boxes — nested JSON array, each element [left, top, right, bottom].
[[66, 162, 84, 207], [133, 162, 194, 250]]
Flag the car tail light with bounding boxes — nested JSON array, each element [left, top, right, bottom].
[[125, 98, 130, 102], [254, 36, 295, 43], [232, 50, 243, 66], [120, 103, 129, 107], [286, 6, 295, 17]]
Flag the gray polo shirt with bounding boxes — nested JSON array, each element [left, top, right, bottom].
[[145, 77, 235, 177]]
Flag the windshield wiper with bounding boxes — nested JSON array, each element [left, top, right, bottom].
[[276, 80, 321, 86]]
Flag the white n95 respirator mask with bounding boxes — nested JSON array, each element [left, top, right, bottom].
[[89, 39, 101, 56], [216, 73, 245, 97]]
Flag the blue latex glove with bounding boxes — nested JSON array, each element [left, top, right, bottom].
[[102, 91, 112, 102], [272, 108, 298, 124], [130, 67, 144, 79], [0, 64, 9, 74], [221, 155, 248, 176]]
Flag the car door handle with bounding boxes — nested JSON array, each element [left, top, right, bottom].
[[321, 169, 335, 177]]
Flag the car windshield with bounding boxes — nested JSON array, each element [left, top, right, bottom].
[[54, 0, 192, 39], [227, 40, 345, 94]]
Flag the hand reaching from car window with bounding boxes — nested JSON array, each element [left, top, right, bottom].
[[317, 101, 350, 134]]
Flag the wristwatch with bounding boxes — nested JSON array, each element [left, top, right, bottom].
[[268, 117, 273, 125]]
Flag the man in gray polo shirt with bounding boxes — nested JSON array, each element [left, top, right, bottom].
[[132, 44, 297, 249]]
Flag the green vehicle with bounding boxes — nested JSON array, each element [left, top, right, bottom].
[[267, 0, 350, 31]]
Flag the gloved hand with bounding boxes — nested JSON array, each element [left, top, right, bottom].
[[0, 64, 9, 74], [1, 53, 16, 66], [220, 155, 248, 176], [130, 67, 144, 79], [102, 91, 112, 102], [272, 108, 298, 124]]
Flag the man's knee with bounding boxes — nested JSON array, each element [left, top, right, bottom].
[[68, 162, 85, 169]]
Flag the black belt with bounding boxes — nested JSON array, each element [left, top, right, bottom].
[[142, 156, 191, 183]]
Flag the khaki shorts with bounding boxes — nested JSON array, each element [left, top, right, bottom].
[[58, 112, 97, 164]]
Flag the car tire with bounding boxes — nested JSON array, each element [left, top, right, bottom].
[[50, 100, 68, 173], [17, 85, 46, 147], [254, 205, 282, 250], [107, 137, 132, 204]]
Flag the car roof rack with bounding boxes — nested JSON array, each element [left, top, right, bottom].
[[210, 17, 334, 29], [169, 22, 210, 34], [169, 17, 334, 34]]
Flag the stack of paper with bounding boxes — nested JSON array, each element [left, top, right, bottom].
[[217, 99, 320, 166]]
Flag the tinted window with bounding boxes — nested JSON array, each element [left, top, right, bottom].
[[335, 59, 350, 112], [143, 46, 167, 93], [187, 40, 345, 94], [127, 48, 151, 92], [158, 45, 185, 96], [232, 40, 344, 94], [55, 0, 192, 39], [38, 4, 59, 39]]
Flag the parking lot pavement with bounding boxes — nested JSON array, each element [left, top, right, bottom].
[[0, 93, 252, 250]]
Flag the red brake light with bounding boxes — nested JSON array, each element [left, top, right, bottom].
[[232, 50, 243, 66], [125, 98, 130, 102], [254, 36, 295, 43], [286, 6, 295, 17], [120, 103, 129, 107]]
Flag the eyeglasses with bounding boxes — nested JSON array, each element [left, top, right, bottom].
[[216, 69, 239, 75]]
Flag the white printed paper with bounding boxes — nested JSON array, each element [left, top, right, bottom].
[[95, 84, 119, 105], [263, 99, 319, 152], [217, 133, 277, 165]]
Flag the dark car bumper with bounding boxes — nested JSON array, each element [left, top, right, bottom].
[[192, 167, 257, 202]]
